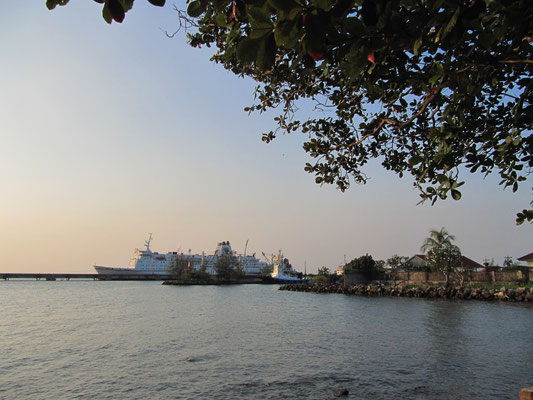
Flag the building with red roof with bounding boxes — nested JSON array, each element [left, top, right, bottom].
[[408, 254, 484, 270], [517, 252, 533, 268]]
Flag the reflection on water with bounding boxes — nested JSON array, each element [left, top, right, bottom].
[[424, 301, 474, 399], [0, 281, 531, 399]]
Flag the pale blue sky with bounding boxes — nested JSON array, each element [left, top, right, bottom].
[[1, 1, 532, 273]]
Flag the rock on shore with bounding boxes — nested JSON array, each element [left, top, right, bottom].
[[279, 283, 533, 302]]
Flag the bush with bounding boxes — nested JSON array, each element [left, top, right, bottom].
[[311, 275, 329, 285], [344, 254, 382, 281], [344, 254, 375, 273]]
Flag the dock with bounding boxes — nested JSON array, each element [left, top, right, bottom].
[[1, 273, 172, 281]]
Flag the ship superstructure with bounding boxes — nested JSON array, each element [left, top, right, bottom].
[[94, 236, 267, 276]]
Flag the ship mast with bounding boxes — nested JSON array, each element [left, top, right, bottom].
[[145, 233, 153, 252]]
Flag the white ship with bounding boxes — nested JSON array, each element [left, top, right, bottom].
[[94, 235, 267, 276]]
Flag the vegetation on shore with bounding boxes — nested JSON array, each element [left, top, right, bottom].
[[167, 250, 246, 284], [323, 227, 531, 287], [168, 255, 211, 283], [421, 227, 461, 287], [282, 227, 532, 300]]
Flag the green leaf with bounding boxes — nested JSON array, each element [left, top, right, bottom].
[[147, 0, 165, 6], [250, 21, 273, 39], [46, 0, 59, 10], [274, 18, 299, 47], [429, 74, 441, 85], [331, 0, 354, 18], [437, 174, 448, 184], [312, 0, 332, 11], [212, 0, 228, 10], [120, 0, 134, 12], [248, 5, 272, 24], [343, 17, 366, 36], [215, 13, 229, 27], [102, 3, 113, 24], [451, 189, 461, 200], [47, 0, 71, 9], [478, 32, 494, 49], [226, 22, 241, 42], [268, 0, 299, 13], [257, 33, 276, 70], [236, 38, 261, 63], [435, 7, 460, 43], [187, 1, 205, 18], [409, 155, 423, 166], [302, 13, 327, 54], [516, 209, 533, 225], [108, 0, 125, 22]]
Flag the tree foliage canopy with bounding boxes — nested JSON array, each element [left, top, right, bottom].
[[426, 244, 462, 285], [344, 253, 376, 273], [46, 0, 533, 223], [317, 266, 331, 276], [214, 247, 238, 279], [420, 226, 456, 253], [168, 254, 190, 278], [386, 254, 409, 271]]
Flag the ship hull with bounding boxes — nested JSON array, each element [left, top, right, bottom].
[[94, 265, 167, 275], [262, 275, 307, 284]]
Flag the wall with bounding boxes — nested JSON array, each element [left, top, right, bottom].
[[344, 271, 370, 287], [390, 269, 529, 285]]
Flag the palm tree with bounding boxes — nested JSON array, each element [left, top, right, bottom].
[[421, 227, 455, 253], [421, 227, 461, 287]]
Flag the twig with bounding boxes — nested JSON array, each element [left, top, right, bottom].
[[396, 82, 446, 128]]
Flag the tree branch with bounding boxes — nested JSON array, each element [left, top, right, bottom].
[[497, 59, 533, 64]]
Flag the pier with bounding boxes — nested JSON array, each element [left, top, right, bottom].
[[1, 273, 172, 281]]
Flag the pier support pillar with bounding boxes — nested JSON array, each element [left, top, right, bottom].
[[520, 387, 533, 400]]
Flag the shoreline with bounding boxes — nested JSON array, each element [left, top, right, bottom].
[[279, 282, 533, 302], [162, 276, 266, 285]]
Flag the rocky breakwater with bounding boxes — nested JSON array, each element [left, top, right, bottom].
[[279, 283, 533, 302]]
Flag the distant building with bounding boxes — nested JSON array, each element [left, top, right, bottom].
[[407, 254, 483, 271], [517, 252, 533, 268], [336, 266, 344, 276], [408, 254, 427, 269]]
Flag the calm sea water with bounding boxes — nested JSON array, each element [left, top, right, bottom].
[[0, 281, 532, 399]]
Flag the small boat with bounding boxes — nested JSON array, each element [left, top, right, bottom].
[[266, 253, 306, 284]]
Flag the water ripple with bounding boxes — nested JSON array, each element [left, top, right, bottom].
[[0, 281, 532, 399]]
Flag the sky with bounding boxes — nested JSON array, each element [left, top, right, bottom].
[[1, 1, 532, 273]]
